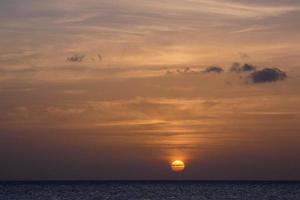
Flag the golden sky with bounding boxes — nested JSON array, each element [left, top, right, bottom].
[[0, 0, 300, 180]]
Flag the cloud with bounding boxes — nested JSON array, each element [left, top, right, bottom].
[[173, 0, 300, 19], [67, 54, 85, 62], [242, 64, 256, 72], [250, 68, 287, 83], [203, 66, 224, 74], [1, 0, 300, 70], [230, 63, 256, 73], [165, 67, 197, 75]]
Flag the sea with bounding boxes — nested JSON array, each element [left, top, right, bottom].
[[0, 181, 299, 200]]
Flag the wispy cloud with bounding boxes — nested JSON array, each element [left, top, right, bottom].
[[0, 0, 299, 69], [232, 25, 276, 33], [183, 0, 300, 18]]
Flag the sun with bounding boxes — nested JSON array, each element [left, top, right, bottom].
[[171, 160, 185, 172]]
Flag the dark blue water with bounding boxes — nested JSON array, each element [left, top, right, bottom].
[[0, 181, 300, 200]]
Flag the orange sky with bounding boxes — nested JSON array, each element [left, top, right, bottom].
[[0, 0, 300, 180]]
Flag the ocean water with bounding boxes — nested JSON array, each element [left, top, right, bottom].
[[0, 181, 299, 200]]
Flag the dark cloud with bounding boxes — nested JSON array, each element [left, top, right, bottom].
[[204, 66, 224, 74], [177, 67, 195, 74], [67, 54, 85, 62], [242, 64, 256, 72], [165, 67, 197, 75], [230, 62, 241, 72], [230, 63, 256, 73], [250, 68, 287, 83]]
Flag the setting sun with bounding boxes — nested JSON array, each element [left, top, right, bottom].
[[171, 160, 185, 172]]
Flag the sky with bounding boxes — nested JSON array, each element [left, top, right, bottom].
[[0, 0, 300, 180]]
